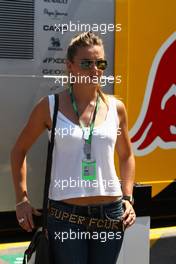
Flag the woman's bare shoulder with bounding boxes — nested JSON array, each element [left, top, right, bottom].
[[106, 94, 128, 126], [28, 96, 51, 129], [107, 94, 126, 112], [28, 94, 59, 131]]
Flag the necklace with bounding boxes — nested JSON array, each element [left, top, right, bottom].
[[68, 85, 100, 143], [78, 98, 97, 128]]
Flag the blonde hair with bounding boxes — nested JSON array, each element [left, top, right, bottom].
[[67, 31, 108, 105]]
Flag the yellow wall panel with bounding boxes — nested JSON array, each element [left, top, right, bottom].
[[115, 0, 176, 196]]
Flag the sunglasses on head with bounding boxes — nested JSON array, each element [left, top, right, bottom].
[[79, 59, 108, 70]]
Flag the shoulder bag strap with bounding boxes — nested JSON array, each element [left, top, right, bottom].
[[42, 94, 59, 231]]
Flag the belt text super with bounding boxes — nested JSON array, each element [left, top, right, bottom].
[[49, 207, 124, 231]]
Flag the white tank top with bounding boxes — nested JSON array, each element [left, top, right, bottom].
[[48, 94, 122, 200]]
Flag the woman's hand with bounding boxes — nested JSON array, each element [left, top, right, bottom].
[[122, 200, 136, 228], [16, 200, 41, 232]]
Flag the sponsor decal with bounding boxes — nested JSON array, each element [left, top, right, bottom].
[[43, 57, 66, 64], [48, 37, 63, 51], [43, 0, 68, 4], [43, 25, 67, 32], [43, 8, 68, 19], [130, 32, 176, 156], [42, 69, 66, 75]]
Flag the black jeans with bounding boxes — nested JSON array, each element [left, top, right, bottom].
[[47, 199, 124, 264]]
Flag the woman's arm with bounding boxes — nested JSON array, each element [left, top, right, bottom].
[[115, 99, 136, 228], [11, 97, 51, 231]]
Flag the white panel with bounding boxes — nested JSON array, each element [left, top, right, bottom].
[[0, 0, 114, 211], [118, 217, 150, 264]]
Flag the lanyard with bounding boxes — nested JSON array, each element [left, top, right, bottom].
[[68, 84, 100, 157]]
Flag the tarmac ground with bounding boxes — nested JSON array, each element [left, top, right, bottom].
[[0, 227, 176, 264]]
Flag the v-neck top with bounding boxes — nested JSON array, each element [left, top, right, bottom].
[[48, 94, 122, 200]]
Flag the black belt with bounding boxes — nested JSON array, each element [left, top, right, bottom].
[[48, 207, 124, 231]]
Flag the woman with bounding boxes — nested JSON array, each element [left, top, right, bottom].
[[11, 31, 136, 264]]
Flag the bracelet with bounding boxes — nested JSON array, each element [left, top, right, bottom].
[[16, 198, 29, 207], [122, 195, 134, 205]]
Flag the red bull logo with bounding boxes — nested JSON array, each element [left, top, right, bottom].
[[130, 32, 176, 156]]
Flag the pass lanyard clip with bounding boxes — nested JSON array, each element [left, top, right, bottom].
[[68, 84, 100, 159]]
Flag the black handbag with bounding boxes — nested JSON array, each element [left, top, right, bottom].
[[23, 94, 59, 264]]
